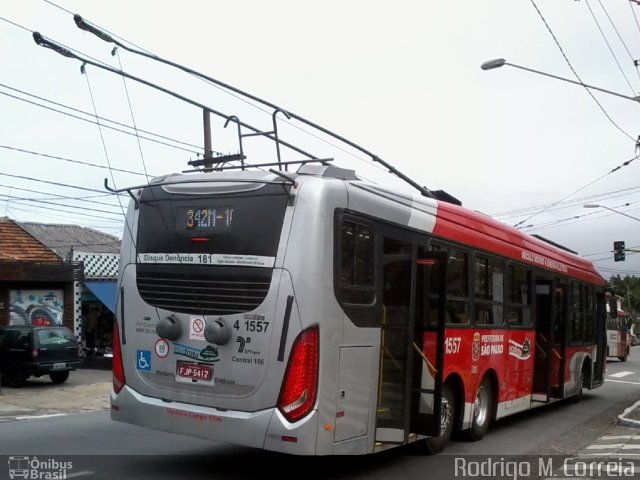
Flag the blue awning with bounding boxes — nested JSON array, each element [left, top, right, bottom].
[[84, 281, 117, 314]]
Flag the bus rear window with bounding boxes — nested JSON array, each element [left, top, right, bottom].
[[136, 184, 289, 258]]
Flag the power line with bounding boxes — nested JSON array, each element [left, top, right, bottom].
[[0, 83, 204, 153], [0, 193, 122, 217], [530, 0, 636, 142], [511, 153, 639, 228], [115, 51, 151, 182], [522, 203, 640, 232], [0, 144, 148, 176], [0, 183, 120, 208], [597, 0, 640, 86], [4, 197, 123, 222], [493, 184, 640, 219], [586, 0, 636, 94], [0, 172, 107, 194], [0, 89, 202, 155]]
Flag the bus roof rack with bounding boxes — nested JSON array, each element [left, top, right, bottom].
[[181, 158, 333, 174], [532, 234, 578, 255]]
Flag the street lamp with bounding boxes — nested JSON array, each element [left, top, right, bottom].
[[583, 203, 640, 222], [481, 58, 640, 104]]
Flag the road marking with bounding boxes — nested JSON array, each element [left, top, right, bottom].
[[601, 435, 640, 440], [610, 371, 635, 378], [586, 443, 625, 449], [605, 378, 640, 386], [15, 413, 68, 420], [66, 471, 94, 479]]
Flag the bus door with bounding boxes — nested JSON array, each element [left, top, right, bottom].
[[533, 278, 566, 401], [375, 239, 445, 443], [409, 248, 446, 438]]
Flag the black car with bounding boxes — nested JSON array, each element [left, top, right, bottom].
[[0, 325, 82, 387]]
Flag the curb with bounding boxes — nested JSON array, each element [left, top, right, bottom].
[[617, 399, 640, 428]]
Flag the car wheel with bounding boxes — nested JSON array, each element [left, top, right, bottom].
[[467, 377, 493, 441], [50, 371, 70, 384], [424, 384, 455, 454]]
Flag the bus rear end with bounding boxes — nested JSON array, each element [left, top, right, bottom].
[[111, 171, 321, 454]]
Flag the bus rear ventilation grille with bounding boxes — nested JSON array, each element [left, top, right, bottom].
[[136, 269, 271, 315]]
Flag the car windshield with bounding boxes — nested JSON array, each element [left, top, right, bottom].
[[37, 328, 75, 347]]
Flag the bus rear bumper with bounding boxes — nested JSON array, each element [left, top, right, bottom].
[[111, 386, 318, 454]]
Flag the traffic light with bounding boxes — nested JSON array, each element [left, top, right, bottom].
[[614, 241, 625, 262]]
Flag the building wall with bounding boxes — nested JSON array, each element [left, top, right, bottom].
[[0, 261, 80, 333]]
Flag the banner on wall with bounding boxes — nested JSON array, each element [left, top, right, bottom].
[[9, 289, 64, 326]]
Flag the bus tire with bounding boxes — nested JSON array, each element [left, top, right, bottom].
[[424, 384, 455, 454], [467, 377, 493, 441], [572, 364, 587, 403]]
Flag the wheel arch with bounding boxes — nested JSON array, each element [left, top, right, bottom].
[[443, 372, 465, 431], [479, 368, 499, 419]]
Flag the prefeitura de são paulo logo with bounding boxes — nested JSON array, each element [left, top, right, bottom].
[[8, 456, 73, 479]]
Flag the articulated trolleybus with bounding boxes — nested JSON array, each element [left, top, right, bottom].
[[106, 64, 607, 458]]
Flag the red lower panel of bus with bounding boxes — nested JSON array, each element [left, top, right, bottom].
[[423, 329, 594, 403]]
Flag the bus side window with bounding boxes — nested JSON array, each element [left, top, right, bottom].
[[506, 264, 531, 326], [338, 220, 375, 304], [473, 255, 504, 326], [446, 249, 469, 325]]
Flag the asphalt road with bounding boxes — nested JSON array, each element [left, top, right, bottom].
[[0, 349, 638, 480]]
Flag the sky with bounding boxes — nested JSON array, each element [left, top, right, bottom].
[[1, 0, 640, 281]]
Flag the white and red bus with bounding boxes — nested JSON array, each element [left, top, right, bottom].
[[606, 293, 631, 362], [32, 18, 607, 456], [110, 165, 607, 455]]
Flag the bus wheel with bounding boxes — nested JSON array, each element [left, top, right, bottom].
[[467, 377, 493, 441], [424, 384, 455, 454], [572, 365, 586, 403]]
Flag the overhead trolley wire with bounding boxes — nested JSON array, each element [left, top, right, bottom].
[[586, 0, 636, 94], [0, 171, 107, 194], [0, 192, 123, 217], [493, 185, 640, 219], [530, 0, 636, 143], [597, 0, 640, 86], [512, 153, 639, 228], [0, 88, 202, 155], [0, 83, 205, 153], [0, 144, 149, 177]]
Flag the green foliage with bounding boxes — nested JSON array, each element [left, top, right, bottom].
[[608, 275, 640, 322]]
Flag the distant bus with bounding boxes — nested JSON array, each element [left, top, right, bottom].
[[110, 165, 607, 455], [606, 295, 631, 362]]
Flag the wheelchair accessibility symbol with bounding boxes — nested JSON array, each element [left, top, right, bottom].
[[136, 350, 151, 371]]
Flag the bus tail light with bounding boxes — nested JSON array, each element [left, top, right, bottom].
[[112, 321, 126, 394], [277, 326, 319, 423]]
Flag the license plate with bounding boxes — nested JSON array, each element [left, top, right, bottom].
[[176, 362, 212, 382], [52, 362, 66, 370]]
